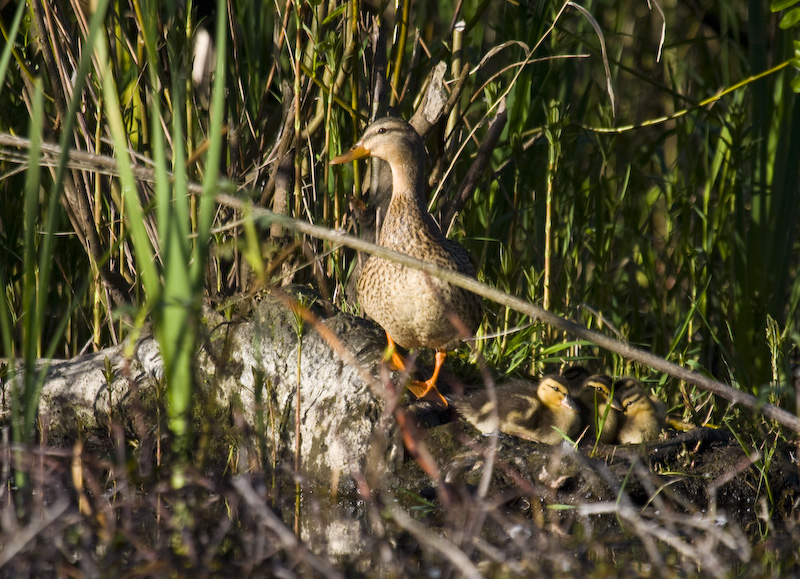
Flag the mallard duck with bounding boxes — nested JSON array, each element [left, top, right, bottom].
[[561, 365, 592, 391], [454, 376, 581, 444], [331, 117, 482, 407], [614, 377, 667, 444], [575, 374, 623, 444]]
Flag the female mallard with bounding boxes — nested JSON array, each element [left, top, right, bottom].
[[454, 376, 581, 444], [331, 117, 482, 407], [614, 377, 667, 444]]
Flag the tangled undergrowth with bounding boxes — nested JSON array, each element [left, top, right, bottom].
[[1, 0, 799, 576]]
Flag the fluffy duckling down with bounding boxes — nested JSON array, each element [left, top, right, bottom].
[[454, 376, 581, 444], [575, 374, 623, 444], [614, 377, 667, 444]]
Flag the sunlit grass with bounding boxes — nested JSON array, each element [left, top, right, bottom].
[[0, 0, 796, 453], [0, 0, 798, 573]]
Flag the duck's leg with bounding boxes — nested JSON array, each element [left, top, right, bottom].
[[384, 334, 448, 408], [384, 332, 408, 372], [405, 350, 449, 408]]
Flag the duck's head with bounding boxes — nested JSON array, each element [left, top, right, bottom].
[[330, 116, 424, 167], [615, 377, 654, 418], [580, 374, 624, 411], [561, 365, 592, 393], [537, 376, 580, 413]]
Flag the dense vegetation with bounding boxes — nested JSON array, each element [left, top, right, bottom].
[[1, 0, 798, 576]]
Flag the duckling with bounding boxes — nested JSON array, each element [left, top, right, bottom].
[[614, 377, 667, 444], [561, 365, 592, 392], [331, 117, 482, 407], [454, 376, 581, 444], [576, 374, 623, 444]]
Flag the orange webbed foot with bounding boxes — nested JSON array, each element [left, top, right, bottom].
[[383, 335, 449, 408], [405, 351, 448, 408]]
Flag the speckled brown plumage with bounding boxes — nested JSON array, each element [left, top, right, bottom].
[[331, 117, 482, 406]]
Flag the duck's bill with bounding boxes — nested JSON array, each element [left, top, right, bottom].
[[330, 143, 370, 164], [561, 396, 580, 413]]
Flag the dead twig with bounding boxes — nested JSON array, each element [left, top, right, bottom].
[[231, 477, 345, 579], [386, 503, 484, 579], [0, 498, 71, 568], [441, 99, 507, 229]]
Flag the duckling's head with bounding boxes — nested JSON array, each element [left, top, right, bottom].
[[561, 365, 592, 395], [330, 117, 424, 168], [578, 374, 622, 443], [537, 376, 580, 413], [615, 377, 655, 418], [580, 374, 624, 411], [615, 377, 666, 443]]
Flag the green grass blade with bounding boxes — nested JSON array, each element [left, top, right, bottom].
[[17, 79, 44, 446], [94, 27, 159, 300], [194, 0, 228, 282], [161, 63, 194, 481], [0, 0, 26, 97]]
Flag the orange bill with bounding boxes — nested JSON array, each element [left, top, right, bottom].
[[330, 143, 370, 164]]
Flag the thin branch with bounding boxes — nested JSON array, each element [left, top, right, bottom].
[[216, 194, 800, 434], [2, 133, 797, 432], [231, 477, 345, 579], [442, 98, 507, 231], [0, 498, 71, 567], [386, 504, 484, 579]]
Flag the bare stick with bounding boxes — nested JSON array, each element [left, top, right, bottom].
[[1, 134, 795, 431], [216, 194, 800, 434]]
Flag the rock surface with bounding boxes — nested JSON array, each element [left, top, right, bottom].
[[6, 286, 399, 486], [197, 285, 397, 485]]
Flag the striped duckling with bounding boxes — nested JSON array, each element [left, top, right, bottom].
[[454, 375, 581, 444], [575, 374, 623, 444], [614, 377, 667, 444]]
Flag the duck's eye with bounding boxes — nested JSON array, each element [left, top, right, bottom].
[[377, 127, 387, 134]]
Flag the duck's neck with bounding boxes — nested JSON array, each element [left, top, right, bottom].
[[386, 143, 428, 219], [378, 142, 443, 248], [386, 147, 426, 207]]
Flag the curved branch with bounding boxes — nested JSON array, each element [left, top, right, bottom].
[[216, 193, 800, 434], [1, 132, 794, 431]]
